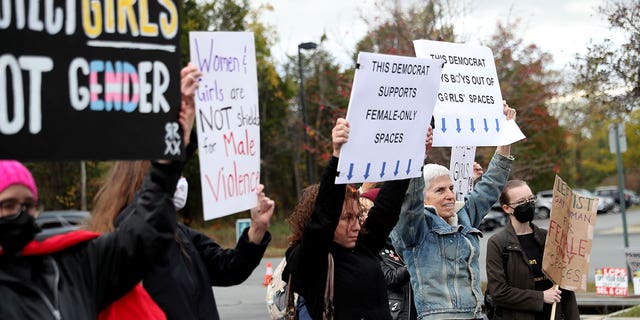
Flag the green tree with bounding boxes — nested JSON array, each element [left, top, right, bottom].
[[560, 0, 640, 192]]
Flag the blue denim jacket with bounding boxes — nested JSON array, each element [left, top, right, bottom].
[[391, 153, 512, 319]]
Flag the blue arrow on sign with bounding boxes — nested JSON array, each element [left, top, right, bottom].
[[380, 161, 386, 178], [394, 160, 400, 176], [483, 118, 489, 132], [495, 118, 500, 132], [364, 163, 371, 179], [405, 159, 412, 174], [347, 163, 354, 180], [441, 118, 447, 133], [470, 118, 476, 132], [456, 118, 461, 133]]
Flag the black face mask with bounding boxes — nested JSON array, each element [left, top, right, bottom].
[[0, 210, 41, 256], [513, 201, 536, 223]]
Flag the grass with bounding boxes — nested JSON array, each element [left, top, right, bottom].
[[196, 219, 290, 257], [612, 305, 640, 317]]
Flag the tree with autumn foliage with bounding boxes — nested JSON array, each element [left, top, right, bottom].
[[178, 0, 298, 223], [558, 0, 640, 192], [480, 21, 566, 193]]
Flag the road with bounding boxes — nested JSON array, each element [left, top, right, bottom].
[[215, 208, 640, 319]]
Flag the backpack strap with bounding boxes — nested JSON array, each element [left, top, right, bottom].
[[323, 253, 335, 319], [285, 274, 296, 320]]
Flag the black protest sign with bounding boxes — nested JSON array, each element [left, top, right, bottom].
[[0, 1, 182, 160]]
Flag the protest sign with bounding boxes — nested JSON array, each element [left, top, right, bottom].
[[542, 175, 598, 292], [336, 52, 442, 184], [190, 32, 259, 220], [595, 267, 628, 296], [0, 1, 182, 160], [634, 270, 640, 295], [413, 40, 524, 147], [626, 249, 640, 295], [450, 146, 476, 201]]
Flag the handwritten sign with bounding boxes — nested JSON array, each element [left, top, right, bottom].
[[595, 268, 628, 296], [542, 175, 598, 292], [0, 1, 182, 160], [190, 32, 259, 220], [335, 52, 442, 184], [450, 146, 476, 201], [413, 40, 524, 147]]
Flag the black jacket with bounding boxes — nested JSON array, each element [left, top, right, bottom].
[[380, 239, 417, 320], [118, 220, 270, 320], [486, 222, 580, 320], [0, 162, 180, 319], [284, 157, 410, 320]]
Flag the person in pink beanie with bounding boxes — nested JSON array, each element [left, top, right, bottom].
[[0, 63, 202, 320], [0, 160, 42, 255]]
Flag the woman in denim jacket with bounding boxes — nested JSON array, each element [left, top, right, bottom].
[[392, 102, 518, 319]]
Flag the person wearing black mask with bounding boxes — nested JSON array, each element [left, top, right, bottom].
[[485, 180, 579, 320]]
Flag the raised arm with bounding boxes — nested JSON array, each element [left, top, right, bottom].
[[391, 125, 432, 251], [91, 63, 201, 308], [464, 102, 516, 227]]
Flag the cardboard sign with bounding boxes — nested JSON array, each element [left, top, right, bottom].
[[190, 32, 260, 220], [595, 267, 628, 296], [413, 40, 524, 147], [450, 146, 476, 201], [0, 1, 182, 160], [542, 175, 598, 292], [336, 52, 442, 184]]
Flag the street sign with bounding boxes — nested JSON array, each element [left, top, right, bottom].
[[609, 123, 627, 153]]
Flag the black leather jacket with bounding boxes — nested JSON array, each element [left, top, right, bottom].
[[380, 238, 417, 320]]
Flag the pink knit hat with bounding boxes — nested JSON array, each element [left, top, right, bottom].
[[0, 160, 38, 200]]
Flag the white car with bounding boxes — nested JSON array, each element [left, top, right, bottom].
[[535, 190, 553, 219]]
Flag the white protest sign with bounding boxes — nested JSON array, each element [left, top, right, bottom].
[[450, 146, 476, 201], [595, 267, 628, 296], [336, 52, 442, 184], [413, 40, 525, 147], [190, 32, 260, 220]]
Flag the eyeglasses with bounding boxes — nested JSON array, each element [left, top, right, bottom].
[[340, 212, 364, 226], [507, 196, 536, 208], [0, 199, 43, 217]]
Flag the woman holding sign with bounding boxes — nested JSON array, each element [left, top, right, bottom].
[[485, 180, 579, 320], [283, 118, 432, 319], [391, 102, 518, 319]]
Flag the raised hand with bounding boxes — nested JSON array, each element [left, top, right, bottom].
[[503, 100, 516, 121], [179, 62, 202, 146], [248, 184, 275, 244], [331, 118, 350, 158]]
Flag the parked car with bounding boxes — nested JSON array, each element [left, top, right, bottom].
[[535, 190, 553, 219], [35, 210, 91, 240], [573, 188, 615, 214], [479, 208, 507, 232], [594, 186, 633, 208]]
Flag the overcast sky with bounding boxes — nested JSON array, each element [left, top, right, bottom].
[[253, 0, 619, 72]]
